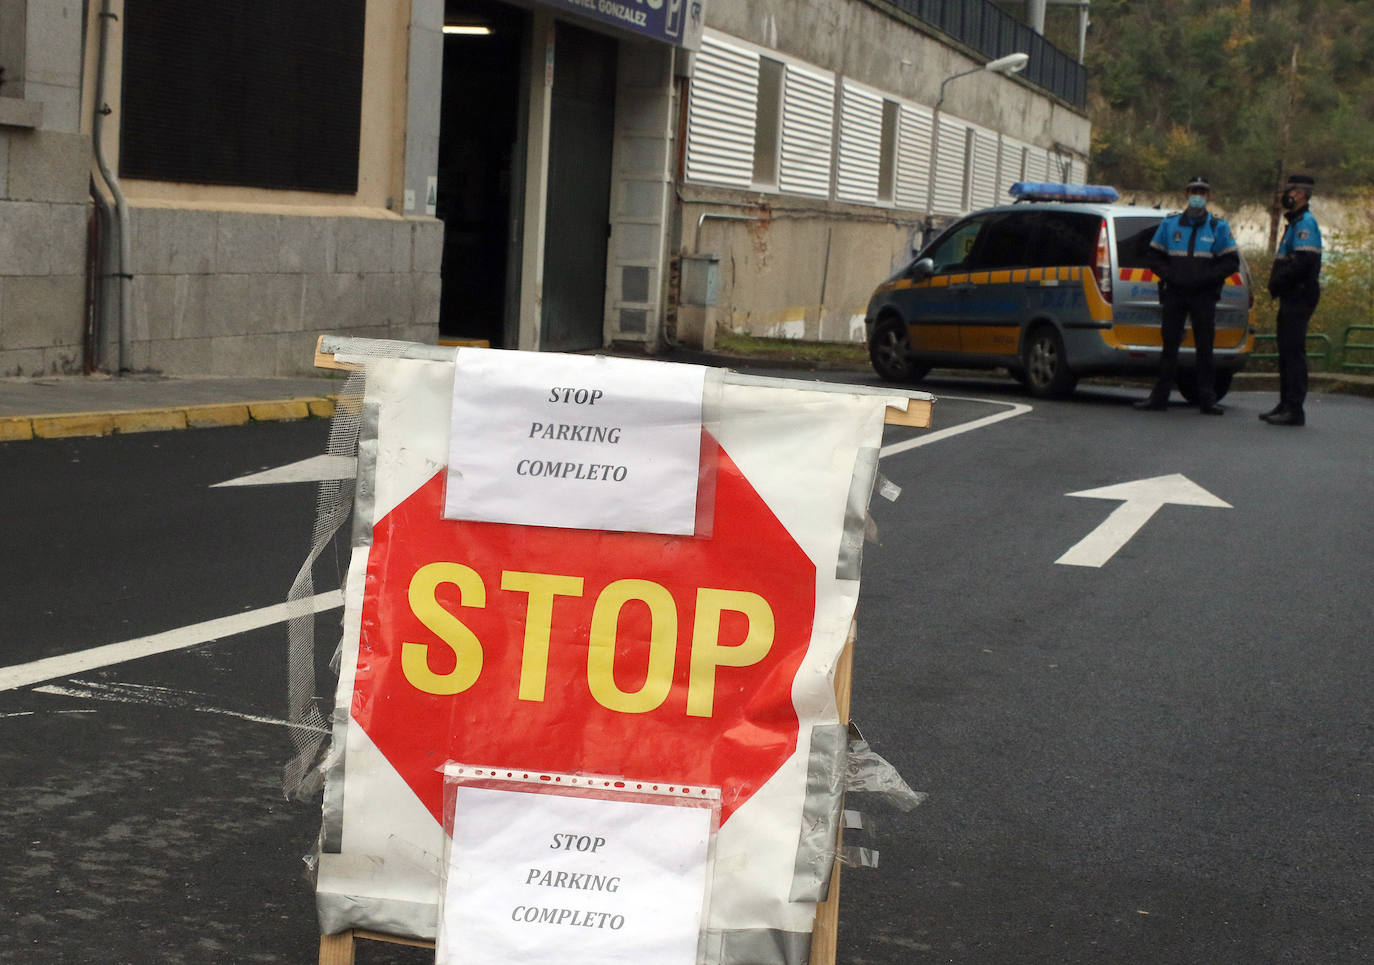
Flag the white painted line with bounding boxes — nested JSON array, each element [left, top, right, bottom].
[[0, 590, 343, 692], [213, 454, 355, 487], [34, 680, 330, 733], [880, 396, 1032, 459], [1056, 473, 1232, 568]]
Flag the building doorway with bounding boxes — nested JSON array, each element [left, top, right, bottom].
[[540, 21, 617, 352], [437, 0, 527, 347]]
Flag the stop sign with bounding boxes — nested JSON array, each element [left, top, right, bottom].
[[353, 435, 817, 825]]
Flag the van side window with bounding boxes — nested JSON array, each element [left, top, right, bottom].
[[1114, 216, 1163, 269], [926, 217, 988, 273], [1026, 212, 1098, 268], [966, 212, 1038, 270]]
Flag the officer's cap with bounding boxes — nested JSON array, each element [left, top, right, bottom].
[[1284, 174, 1315, 194], [1185, 175, 1211, 192]]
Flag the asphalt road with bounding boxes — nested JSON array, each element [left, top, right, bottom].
[[1, 377, 1371, 963]]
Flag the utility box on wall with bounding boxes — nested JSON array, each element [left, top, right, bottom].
[[677, 253, 720, 351]]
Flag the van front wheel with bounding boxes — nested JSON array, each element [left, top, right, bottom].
[[1022, 327, 1077, 398], [870, 316, 930, 382]]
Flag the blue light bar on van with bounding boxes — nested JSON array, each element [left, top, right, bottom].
[[1010, 182, 1120, 203]]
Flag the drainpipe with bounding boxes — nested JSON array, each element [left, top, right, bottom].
[[92, 0, 132, 373]]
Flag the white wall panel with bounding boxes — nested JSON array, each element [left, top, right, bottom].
[[835, 81, 882, 204], [894, 103, 933, 210], [684, 34, 759, 188], [778, 64, 835, 199], [967, 123, 999, 210], [930, 116, 967, 215], [998, 136, 1027, 199]]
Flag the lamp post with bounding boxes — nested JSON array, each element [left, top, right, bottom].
[[923, 52, 1029, 245]]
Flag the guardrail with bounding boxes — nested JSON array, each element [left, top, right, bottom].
[[1342, 325, 1374, 372], [1251, 333, 1332, 367]]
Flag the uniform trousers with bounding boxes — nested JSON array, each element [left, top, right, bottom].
[[1156, 289, 1218, 406], [1275, 293, 1318, 412]]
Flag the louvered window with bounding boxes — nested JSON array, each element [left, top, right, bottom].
[[998, 138, 1027, 200], [684, 34, 759, 189], [835, 80, 882, 204], [894, 103, 933, 211], [966, 123, 1000, 210], [1024, 147, 1049, 184], [778, 64, 835, 199], [930, 115, 966, 215]]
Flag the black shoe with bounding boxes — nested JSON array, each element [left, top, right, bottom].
[[1259, 403, 1287, 420], [1265, 409, 1305, 426], [1199, 403, 1225, 416], [1133, 398, 1168, 411]]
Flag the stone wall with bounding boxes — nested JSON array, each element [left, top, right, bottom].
[[124, 209, 442, 376]]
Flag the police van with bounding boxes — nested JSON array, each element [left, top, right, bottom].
[[865, 183, 1255, 399]]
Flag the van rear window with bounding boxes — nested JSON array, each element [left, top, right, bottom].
[[1115, 217, 1163, 269]]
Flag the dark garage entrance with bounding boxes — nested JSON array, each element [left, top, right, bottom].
[[437, 0, 527, 347]]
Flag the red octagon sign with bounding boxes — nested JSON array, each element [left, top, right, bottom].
[[354, 436, 817, 825]]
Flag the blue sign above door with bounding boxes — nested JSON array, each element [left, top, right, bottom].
[[540, 0, 704, 48]]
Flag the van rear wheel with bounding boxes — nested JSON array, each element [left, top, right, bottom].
[[1022, 327, 1077, 399], [1176, 370, 1234, 404]]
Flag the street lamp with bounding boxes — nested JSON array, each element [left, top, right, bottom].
[[923, 52, 1029, 244]]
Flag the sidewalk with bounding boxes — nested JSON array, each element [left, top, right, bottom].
[[1, 359, 1370, 444]]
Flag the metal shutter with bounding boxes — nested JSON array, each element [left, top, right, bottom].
[[835, 80, 882, 204], [998, 137, 1027, 200], [930, 115, 967, 216], [894, 103, 933, 211], [778, 63, 835, 199], [1024, 146, 1049, 184], [967, 123, 1000, 210], [684, 34, 759, 188]]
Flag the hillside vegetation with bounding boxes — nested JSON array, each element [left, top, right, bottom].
[[1027, 0, 1374, 201]]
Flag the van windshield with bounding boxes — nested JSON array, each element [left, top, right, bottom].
[[1115, 216, 1163, 269]]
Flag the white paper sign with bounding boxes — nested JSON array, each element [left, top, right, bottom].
[[437, 786, 713, 965], [445, 349, 706, 534]]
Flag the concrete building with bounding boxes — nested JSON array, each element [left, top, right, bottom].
[[0, 0, 1089, 378]]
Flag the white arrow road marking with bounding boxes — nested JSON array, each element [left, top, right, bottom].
[[1056, 473, 1232, 568], [212, 455, 356, 487], [0, 590, 343, 692]]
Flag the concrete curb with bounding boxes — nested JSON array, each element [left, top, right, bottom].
[[0, 361, 1369, 445], [0, 396, 339, 442]]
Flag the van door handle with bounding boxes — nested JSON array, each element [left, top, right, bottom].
[[949, 283, 977, 293]]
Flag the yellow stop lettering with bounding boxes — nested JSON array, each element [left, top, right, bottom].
[[398, 566, 778, 713], [500, 570, 585, 701], [587, 579, 677, 714], [401, 562, 485, 695], [687, 589, 774, 717]]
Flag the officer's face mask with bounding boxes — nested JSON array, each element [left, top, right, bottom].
[[1281, 192, 1298, 210], [1187, 193, 1207, 210]]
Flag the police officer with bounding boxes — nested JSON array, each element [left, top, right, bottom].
[[1135, 176, 1241, 414], [1262, 174, 1322, 427]]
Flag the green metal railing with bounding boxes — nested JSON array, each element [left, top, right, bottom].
[[1342, 325, 1374, 372], [1251, 333, 1331, 366]]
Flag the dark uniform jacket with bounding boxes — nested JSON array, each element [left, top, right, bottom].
[[1145, 209, 1241, 298], [1267, 205, 1322, 303]]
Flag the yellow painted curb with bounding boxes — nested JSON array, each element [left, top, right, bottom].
[[247, 399, 313, 422], [184, 403, 252, 428], [0, 417, 35, 442], [32, 413, 116, 438], [112, 409, 189, 434]]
